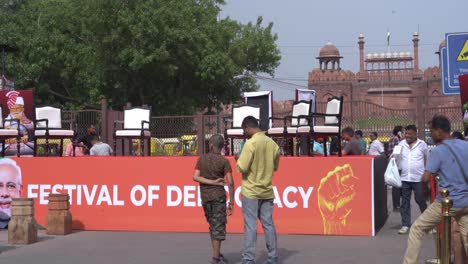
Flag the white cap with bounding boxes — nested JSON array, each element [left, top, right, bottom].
[[14, 97, 24, 106]]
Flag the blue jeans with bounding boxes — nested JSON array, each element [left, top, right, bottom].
[[400, 181, 427, 227], [242, 195, 278, 264]]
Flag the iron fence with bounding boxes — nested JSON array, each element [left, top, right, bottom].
[[150, 115, 198, 156], [425, 106, 463, 132], [63, 110, 102, 135]]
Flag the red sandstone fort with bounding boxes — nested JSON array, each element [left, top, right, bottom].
[[306, 32, 456, 109]]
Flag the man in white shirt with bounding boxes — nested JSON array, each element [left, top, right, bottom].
[[397, 125, 428, 234], [368, 132, 384, 156]]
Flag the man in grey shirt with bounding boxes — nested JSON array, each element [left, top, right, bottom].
[[90, 135, 113, 156], [341, 127, 362, 156], [403, 115, 468, 263]]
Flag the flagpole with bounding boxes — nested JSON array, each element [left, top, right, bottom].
[[381, 74, 384, 107], [387, 29, 391, 83], [382, 29, 390, 107]]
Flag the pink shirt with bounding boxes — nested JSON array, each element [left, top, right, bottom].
[[65, 143, 85, 157]]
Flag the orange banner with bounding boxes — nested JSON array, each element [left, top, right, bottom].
[[13, 156, 375, 236]]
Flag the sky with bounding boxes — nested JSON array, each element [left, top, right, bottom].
[[220, 0, 467, 100]]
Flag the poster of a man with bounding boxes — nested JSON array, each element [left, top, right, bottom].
[[0, 159, 22, 228], [5, 91, 33, 129], [0, 90, 34, 155]]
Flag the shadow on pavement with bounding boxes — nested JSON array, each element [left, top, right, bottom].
[[223, 251, 242, 263], [0, 245, 17, 254], [225, 247, 299, 264]]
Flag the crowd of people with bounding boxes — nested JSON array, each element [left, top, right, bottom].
[[342, 124, 432, 236], [63, 125, 113, 157], [2, 114, 466, 263], [191, 115, 467, 264], [402, 116, 468, 264], [336, 119, 468, 263]]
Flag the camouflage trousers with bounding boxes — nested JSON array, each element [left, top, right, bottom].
[[202, 196, 227, 241]]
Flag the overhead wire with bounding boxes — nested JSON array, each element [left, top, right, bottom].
[[278, 43, 437, 48], [252, 75, 308, 89]]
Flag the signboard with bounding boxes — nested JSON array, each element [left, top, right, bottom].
[[0, 90, 35, 155], [10, 156, 376, 236], [295, 88, 316, 113], [446, 32, 468, 91], [441, 47, 458, 95], [243, 91, 273, 131]]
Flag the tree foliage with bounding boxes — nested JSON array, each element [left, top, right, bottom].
[[0, 0, 280, 114]]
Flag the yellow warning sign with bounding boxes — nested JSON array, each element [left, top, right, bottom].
[[457, 40, 468, 61]]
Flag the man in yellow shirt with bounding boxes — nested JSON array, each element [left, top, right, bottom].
[[236, 116, 280, 264]]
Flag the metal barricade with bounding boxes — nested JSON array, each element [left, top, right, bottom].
[[426, 185, 453, 264], [440, 189, 453, 264], [426, 176, 441, 264]]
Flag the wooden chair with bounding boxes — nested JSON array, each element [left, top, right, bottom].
[[34, 106, 75, 156], [0, 106, 21, 157], [297, 96, 343, 156], [113, 107, 151, 156], [267, 100, 312, 156], [224, 104, 260, 155]]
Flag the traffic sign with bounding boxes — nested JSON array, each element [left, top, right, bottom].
[[441, 47, 458, 95], [457, 40, 468, 61], [446, 32, 468, 89]]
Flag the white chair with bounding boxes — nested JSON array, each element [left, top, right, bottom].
[[224, 104, 260, 155], [267, 100, 311, 156], [0, 106, 21, 157], [34, 106, 75, 156], [113, 107, 151, 156], [297, 96, 343, 156]]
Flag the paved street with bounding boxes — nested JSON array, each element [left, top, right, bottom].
[[0, 191, 436, 264]]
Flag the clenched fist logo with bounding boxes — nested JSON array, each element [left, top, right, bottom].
[[318, 164, 358, 234]]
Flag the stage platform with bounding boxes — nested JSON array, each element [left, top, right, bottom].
[[13, 156, 388, 237]]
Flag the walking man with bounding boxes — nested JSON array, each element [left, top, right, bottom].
[[236, 116, 281, 264], [403, 115, 468, 263], [388, 126, 403, 211], [397, 125, 428, 234]]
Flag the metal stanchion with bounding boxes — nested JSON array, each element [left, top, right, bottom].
[[426, 176, 441, 264], [440, 189, 453, 264]]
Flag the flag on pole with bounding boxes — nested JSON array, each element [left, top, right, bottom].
[[387, 31, 390, 47]]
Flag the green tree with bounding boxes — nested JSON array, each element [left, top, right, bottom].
[[0, 0, 281, 114]]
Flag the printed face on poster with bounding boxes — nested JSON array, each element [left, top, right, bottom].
[[0, 90, 34, 155], [0, 159, 23, 228]]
